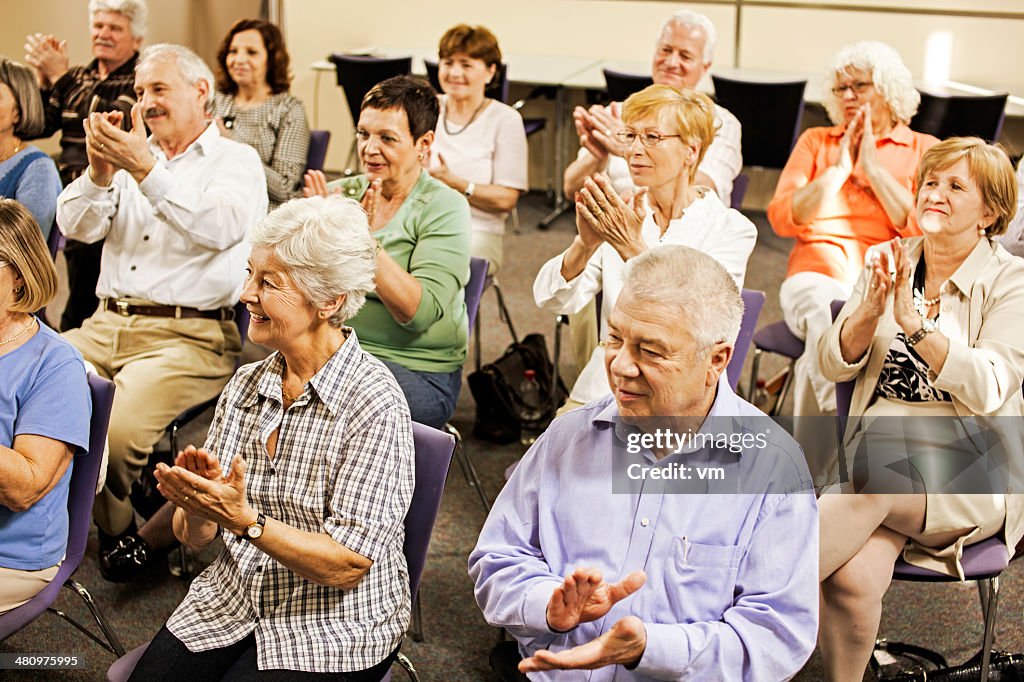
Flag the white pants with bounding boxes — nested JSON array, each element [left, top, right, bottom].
[[780, 272, 853, 486]]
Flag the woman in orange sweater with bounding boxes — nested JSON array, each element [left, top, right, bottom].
[[767, 41, 937, 482]]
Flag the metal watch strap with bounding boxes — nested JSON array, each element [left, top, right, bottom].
[[906, 325, 934, 347]]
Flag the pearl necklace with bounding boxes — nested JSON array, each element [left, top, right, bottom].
[[0, 318, 36, 347]]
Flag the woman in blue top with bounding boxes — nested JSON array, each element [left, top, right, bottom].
[[0, 58, 61, 238], [0, 199, 90, 613]]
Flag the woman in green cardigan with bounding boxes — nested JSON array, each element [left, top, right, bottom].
[[305, 75, 470, 428]]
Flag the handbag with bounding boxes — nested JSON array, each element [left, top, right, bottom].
[[468, 333, 568, 444]]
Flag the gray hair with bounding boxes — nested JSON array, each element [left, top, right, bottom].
[[89, 0, 148, 39], [658, 9, 717, 65], [0, 58, 45, 137], [249, 195, 377, 326], [621, 245, 742, 351], [137, 44, 214, 112], [824, 41, 920, 126]]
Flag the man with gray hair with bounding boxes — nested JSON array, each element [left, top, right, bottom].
[[25, 0, 149, 331], [563, 8, 742, 202], [57, 43, 267, 582], [472, 246, 818, 680]]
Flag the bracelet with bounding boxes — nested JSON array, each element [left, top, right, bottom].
[[905, 325, 935, 347], [464, 181, 475, 198]]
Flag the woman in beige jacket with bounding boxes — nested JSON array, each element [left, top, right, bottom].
[[814, 137, 1024, 681]]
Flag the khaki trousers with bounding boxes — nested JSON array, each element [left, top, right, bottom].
[[0, 564, 59, 614], [63, 308, 241, 535]]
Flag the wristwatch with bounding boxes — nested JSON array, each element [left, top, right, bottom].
[[242, 512, 266, 541], [464, 182, 475, 198], [905, 324, 935, 347]]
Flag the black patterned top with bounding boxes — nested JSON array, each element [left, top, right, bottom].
[[875, 328, 952, 402]]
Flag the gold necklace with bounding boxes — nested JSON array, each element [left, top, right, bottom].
[[0, 318, 35, 347], [0, 140, 23, 164]]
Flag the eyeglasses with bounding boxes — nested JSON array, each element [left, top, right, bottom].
[[831, 81, 874, 96], [615, 130, 681, 148]]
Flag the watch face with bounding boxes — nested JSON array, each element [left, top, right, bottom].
[[246, 524, 263, 539]]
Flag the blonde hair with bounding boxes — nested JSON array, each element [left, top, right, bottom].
[[0, 199, 57, 313], [915, 137, 1018, 237], [622, 84, 717, 182]]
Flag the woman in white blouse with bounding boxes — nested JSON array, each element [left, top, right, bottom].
[[534, 85, 757, 411], [428, 24, 527, 273], [212, 19, 310, 208]]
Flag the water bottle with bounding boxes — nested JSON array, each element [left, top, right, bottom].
[[518, 369, 546, 446]]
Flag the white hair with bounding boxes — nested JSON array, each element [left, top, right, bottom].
[[249, 195, 377, 326], [621, 245, 742, 350], [89, 0, 148, 39], [137, 43, 214, 112], [658, 9, 717, 64], [824, 41, 920, 126]]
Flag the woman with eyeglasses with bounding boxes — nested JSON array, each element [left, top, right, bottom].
[[767, 41, 938, 483], [534, 85, 756, 412]]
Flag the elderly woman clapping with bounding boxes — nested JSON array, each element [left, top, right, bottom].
[[816, 138, 1024, 681], [134, 196, 414, 680], [534, 85, 756, 411]]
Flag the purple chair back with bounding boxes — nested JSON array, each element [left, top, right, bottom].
[[407, 423, 456, 600], [305, 129, 331, 173], [0, 373, 114, 640], [465, 258, 489, 333], [46, 224, 66, 260], [730, 173, 750, 210], [727, 289, 766, 392]]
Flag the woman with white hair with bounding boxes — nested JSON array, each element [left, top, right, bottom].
[[132, 196, 414, 679], [767, 41, 939, 481]]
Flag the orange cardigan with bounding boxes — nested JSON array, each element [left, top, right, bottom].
[[767, 124, 938, 284]]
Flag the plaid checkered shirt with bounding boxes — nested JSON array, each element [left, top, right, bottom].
[[166, 330, 415, 672]]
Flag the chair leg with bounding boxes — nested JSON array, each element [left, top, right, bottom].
[[409, 591, 424, 643], [978, 576, 1000, 682], [474, 300, 483, 373], [51, 579, 126, 656], [446, 424, 491, 512], [552, 316, 564, 414], [773, 359, 798, 417], [490, 279, 519, 344], [395, 651, 420, 682], [169, 423, 192, 580], [510, 206, 522, 235]]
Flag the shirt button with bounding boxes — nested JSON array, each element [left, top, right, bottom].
[[143, 235, 150, 241], [268, 468, 276, 475], [640, 518, 650, 527], [256, 565, 263, 573], [130, 265, 136, 271], [254, 616, 260, 623]]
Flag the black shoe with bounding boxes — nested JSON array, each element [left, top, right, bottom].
[[99, 533, 154, 582]]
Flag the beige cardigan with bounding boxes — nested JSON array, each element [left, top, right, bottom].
[[818, 236, 1024, 556]]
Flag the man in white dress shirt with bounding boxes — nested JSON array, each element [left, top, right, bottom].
[[57, 43, 267, 579], [563, 8, 742, 203]]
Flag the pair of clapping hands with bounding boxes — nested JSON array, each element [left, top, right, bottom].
[[835, 102, 882, 185], [303, 170, 383, 228], [153, 445, 254, 534], [860, 236, 921, 332], [82, 103, 154, 185], [24, 33, 69, 88], [574, 174, 648, 259], [574, 102, 626, 163], [520, 567, 648, 673]]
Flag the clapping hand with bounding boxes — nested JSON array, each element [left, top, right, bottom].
[[836, 107, 863, 180], [858, 240, 894, 321], [154, 452, 254, 534], [83, 103, 155, 184], [24, 33, 68, 87], [518, 568, 648, 673], [303, 170, 343, 198], [576, 174, 648, 260], [890, 237, 920, 333]]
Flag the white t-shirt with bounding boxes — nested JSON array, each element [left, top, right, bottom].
[[431, 97, 528, 236], [534, 190, 757, 405]]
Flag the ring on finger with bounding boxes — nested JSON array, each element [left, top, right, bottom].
[[182, 494, 190, 503], [98, 143, 105, 150]]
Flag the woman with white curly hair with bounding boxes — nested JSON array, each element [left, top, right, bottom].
[[766, 41, 939, 482], [133, 195, 415, 680]]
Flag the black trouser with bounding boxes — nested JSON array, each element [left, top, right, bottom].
[[59, 238, 103, 331], [129, 625, 398, 681]]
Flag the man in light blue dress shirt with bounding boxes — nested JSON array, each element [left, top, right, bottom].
[[470, 245, 819, 681]]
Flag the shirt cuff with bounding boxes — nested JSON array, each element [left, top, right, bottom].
[[137, 162, 173, 206], [929, 337, 966, 391], [633, 622, 689, 679], [79, 170, 118, 198], [521, 578, 564, 635]]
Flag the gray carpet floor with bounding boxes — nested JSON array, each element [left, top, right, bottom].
[[3, 190, 1023, 681]]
